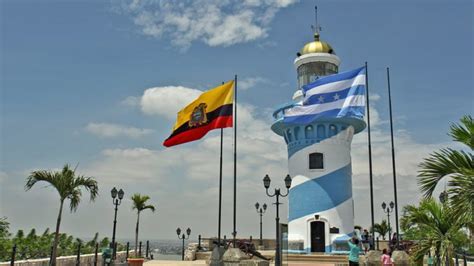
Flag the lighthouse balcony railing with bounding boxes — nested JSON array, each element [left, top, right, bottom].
[[272, 102, 298, 121]]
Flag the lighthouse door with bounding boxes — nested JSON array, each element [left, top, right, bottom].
[[310, 221, 325, 252]]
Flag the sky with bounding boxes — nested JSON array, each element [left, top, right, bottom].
[[0, 0, 473, 241]]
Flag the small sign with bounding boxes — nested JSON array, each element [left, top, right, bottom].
[[330, 227, 340, 234]]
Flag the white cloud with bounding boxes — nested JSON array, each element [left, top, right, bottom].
[[140, 86, 202, 119], [117, 0, 299, 50], [120, 96, 140, 107], [85, 123, 153, 139], [239, 77, 269, 90]]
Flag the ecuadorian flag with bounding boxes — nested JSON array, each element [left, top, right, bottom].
[[163, 81, 234, 147]]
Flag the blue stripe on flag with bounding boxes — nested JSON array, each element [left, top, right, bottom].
[[304, 85, 365, 106], [302, 66, 365, 93], [283, 106, 365, 125]]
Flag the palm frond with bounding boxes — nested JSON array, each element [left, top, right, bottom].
[[143, 205, 156, 212], [449, 115, 474, 149], [131, 194, 155, 212], [417, 148, 473, 198], [68, 189, 82, 212], [72, 176, 99, 202]]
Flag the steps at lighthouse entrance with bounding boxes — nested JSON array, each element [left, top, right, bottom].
[[287, 253, 348, 263]]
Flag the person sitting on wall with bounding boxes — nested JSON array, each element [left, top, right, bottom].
[[348, 236, 361, 266]]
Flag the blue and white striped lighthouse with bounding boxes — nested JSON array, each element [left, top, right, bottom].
[[271, 32, 366, 253]]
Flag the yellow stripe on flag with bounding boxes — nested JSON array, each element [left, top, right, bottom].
[[172, 80, 234, 131]]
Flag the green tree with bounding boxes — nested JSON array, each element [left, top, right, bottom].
[[371, 220, 391, 240], [131, 194, 155, 255], [0, 217, 9, 238], [401, 198, 467, 264], [25, 164, 98, 265], [0, 217, 12, 261], [418, 115, 474, 226]]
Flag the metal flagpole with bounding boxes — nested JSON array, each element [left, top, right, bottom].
[[218, 129, 223, 246], [386, 67, 400, 248], [217, 82, 225, 247], [365, 62, 376, 249], [232, 75, 238, 247]]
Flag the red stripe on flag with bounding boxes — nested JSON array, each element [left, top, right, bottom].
[[163, 115, 233, 147]]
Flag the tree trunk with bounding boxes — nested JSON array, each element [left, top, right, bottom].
[[134, 211, 140, 255], [51, 199, 64, 266]]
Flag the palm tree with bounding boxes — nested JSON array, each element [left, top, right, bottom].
[[25, 164, 98, 265], [401, 198, 465, 264], [371, 220, 391, 240], [131, 194, 155, 255], [418, 115, 473, 226]]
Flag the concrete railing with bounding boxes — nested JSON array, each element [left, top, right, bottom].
[[0, 251, 134, 266]]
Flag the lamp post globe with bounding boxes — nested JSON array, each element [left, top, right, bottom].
[[118, 189, 124, 200], [111, 187, 118, 199], [263, 175, 271, 189], [284, 174, 292, 189]]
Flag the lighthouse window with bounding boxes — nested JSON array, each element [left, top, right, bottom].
[[329, 124, 338, 137], [317, 125, 326, 138], [286, 129, 293, 142], [309, 152, 324, 169], [305, 125, 314, 138], [294, 127, 300, 140], [297, 62, 339, 88]]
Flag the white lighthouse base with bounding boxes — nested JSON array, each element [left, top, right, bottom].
[[287, 198, 354, 253]]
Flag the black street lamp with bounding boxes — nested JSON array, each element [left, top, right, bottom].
[[255, 202, 267, 247], [263, 174, 291, 266], [110, 187, 124, 259], [381, 201, 394, 240], [177, 227, 191, 261]]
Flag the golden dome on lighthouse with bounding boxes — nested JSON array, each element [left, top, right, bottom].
[[299, 33, 335, 56]]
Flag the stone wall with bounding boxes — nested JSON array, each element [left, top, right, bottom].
[[1, 251, 134, 266], [201, 239, 276, 251]]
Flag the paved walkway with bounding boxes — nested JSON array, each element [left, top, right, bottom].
[[144, 261, 338, 266], [145, 260, 207, 265]]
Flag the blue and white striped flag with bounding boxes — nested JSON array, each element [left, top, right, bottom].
[[284, 66, 366, 124]]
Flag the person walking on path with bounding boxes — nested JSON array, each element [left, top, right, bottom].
[[381, 248, 393, 265], [348, 237, 361, 265], [361, 229, 370, 254]]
